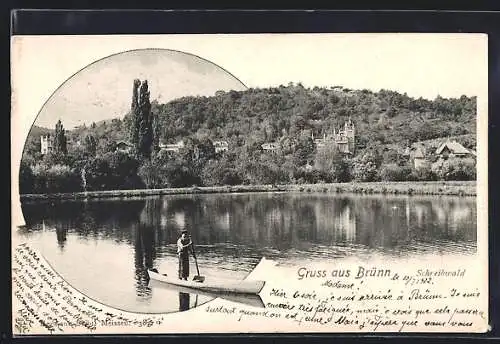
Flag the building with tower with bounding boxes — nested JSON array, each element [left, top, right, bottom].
[[40, 134, 53, 155], [313, 118, 356, 155]]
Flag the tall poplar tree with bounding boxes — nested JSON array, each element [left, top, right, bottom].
[[84, 134, 98, 157], [53, 119, 67, 155], [129, 79, 141, 154], [128, 78, 154, 160], [151, 105, 160, 154], [138, 80, 153, 159]]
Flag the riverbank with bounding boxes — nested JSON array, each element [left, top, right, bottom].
[[19, 181, 476, 201]]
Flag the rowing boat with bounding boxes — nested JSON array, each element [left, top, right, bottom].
[[147, 270, 265, 295], [148, 279, 266, 308]]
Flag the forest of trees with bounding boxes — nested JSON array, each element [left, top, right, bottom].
[[20, 82, 477, 194]]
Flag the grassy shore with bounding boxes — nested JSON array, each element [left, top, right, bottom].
[[19, 181, 476, 201]]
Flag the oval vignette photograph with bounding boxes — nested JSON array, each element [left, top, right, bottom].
[[16, 48, 269, 314], [14, 34, 483, 323]]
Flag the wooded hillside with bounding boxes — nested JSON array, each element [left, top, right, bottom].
[[20, 83, 477, 194]]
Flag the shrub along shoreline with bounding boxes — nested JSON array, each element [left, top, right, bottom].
[[19, 181, 476, 201]]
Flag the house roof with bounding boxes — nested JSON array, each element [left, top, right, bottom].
[[116, 140, 132, 146], [159, 141, 184, 148], [262, 142, 279, 149], [413, 146, 425, 158], [435, 140, 472, 155], [214, 141, 228, 146]]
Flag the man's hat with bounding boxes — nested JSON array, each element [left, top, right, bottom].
[[181, 230, 189, 234]]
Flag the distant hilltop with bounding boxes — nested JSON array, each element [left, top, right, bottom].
[[147, 84, 476, 152], [31, 83, 476, 149]]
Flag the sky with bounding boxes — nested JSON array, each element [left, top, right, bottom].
[[12, 33, 488, 129], [35, 49, 248, 129]]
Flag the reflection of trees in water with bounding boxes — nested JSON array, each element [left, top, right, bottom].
[[355, 197, 427, 249], [404, 197, 476, 244], [353, 196, 476, 252], [21, 199, 147, 242], [132, 197, 175, 298], [156, 196, 203, 244], [21, 194, 477, 259], [310, 197, 355, 245], [55, 222, 67, 251], [414, 197, 476, 242], [21, 198, 156, 298], [379, 198, 407, 248], [175, 194, 356, 251], [133, 222, 154, 298]]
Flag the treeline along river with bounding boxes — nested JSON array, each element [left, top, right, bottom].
[[16, 192, 477, 313]]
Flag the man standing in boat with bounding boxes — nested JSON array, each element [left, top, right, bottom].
[[177, 230, 193, 280]]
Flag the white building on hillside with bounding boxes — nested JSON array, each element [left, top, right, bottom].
[[412, 146, 427, 170], [40, 134, 53, 155], [159, 140, 185, 153], [214, 140, 229, 153], [261, 142, 280, 152]]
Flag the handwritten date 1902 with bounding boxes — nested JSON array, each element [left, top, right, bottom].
[[403, 276, 433, 286]]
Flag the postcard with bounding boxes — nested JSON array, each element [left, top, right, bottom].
[[11, 33, 488, 334]]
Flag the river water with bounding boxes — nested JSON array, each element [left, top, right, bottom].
[[16, 192, 477, 314]]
